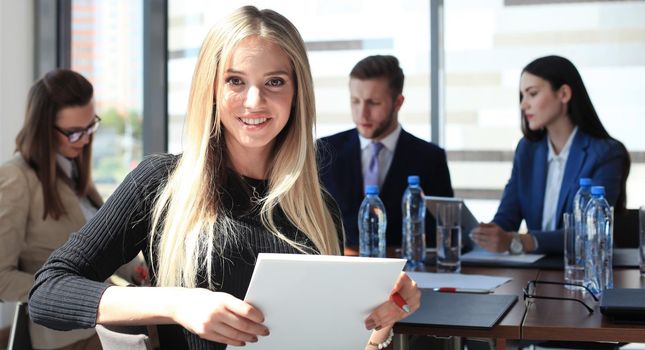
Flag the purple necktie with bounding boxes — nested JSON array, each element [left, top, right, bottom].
[[364, 142, 383, 189]]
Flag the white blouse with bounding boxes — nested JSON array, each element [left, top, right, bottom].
[[541, 127, 578, 231], [56, 154, 98, 221]]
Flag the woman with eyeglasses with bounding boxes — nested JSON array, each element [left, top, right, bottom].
[[0, 69, 103, 350]]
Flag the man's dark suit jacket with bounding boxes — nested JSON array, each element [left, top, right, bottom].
[[318, 128, 454, 248]]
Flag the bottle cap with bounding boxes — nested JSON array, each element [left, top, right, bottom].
[[365, 185, 380, 195], [407, 175, 420, 185], [579, 178, 592, 187], [590, 186, 605, 196]]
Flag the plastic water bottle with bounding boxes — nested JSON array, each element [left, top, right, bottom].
[[570, 178, 592, 283], [358, 185, 387, 258], [584, 186, 613, 295], [401, 175, 426, 270]]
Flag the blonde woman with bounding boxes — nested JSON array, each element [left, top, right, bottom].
[[29, 6, 419, 350]]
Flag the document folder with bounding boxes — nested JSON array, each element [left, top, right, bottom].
[[398, 290, 517, 329]]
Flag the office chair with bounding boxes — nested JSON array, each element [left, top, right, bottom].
[[95, 324, 153, 350], [7, 302, 33, 350], [614, 208, 639, 248]]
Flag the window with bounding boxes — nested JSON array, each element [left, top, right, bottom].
[[71, 0, 144, 198], [167, 0, 431, 153], [444, 0, 645, 219]]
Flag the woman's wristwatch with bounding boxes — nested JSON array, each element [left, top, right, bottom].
[[509, 232, 523, 255]]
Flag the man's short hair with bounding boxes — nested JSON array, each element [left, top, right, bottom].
[[349, 55, 404, 98]]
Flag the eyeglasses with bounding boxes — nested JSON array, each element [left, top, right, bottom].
[[523, 280, 599, 313], [54, 116, 101, 143]]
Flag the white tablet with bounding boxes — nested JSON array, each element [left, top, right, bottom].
[[244, 254, 405, 350]]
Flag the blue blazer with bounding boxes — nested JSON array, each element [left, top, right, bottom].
[[318, 128, 453, 248], [493, 130, 628, 254]]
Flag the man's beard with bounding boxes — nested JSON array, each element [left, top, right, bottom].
[[367, 106, 396, 140]]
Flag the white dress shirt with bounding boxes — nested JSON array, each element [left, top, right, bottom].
[[541, 127, 578, 231], [57, 154, 98, 221], [358, 124, 401, 189]]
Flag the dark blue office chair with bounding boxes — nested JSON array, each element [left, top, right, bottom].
[[614, 208, 639, 248]]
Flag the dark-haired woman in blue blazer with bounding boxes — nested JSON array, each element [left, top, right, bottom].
[[471, 55, 630, 255]]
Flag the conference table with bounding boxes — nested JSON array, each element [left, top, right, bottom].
[[345, 247, 645, 350], [393, 266, 536, 350], [523, 268, 645, 343]]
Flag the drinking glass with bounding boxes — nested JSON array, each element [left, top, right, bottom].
[[436, 202, 462, 273], [563, 213, 584, 289]]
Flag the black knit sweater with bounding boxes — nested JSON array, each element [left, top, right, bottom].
[[29, 154, 343, 350]]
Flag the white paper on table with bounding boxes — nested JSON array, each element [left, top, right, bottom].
[[242, 253, 406, 350], [406, 272, 511, 291], [461, 248, 544, 264]]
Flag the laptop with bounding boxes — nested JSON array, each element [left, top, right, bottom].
[[425, 196, 479, 250]]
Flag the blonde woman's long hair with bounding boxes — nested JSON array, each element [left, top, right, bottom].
[[150, 6, 341, 288]]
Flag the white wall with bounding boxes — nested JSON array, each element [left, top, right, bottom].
[[0, 0, 34, 163], [0, 0, 33, 328]]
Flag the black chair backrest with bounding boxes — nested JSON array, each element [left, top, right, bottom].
[[614, 208, 639, 248], [8, 302, 33, 350]]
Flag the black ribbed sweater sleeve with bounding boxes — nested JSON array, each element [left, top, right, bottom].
[[29, 153, 345, 350], [29, 154, 174, 331]]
